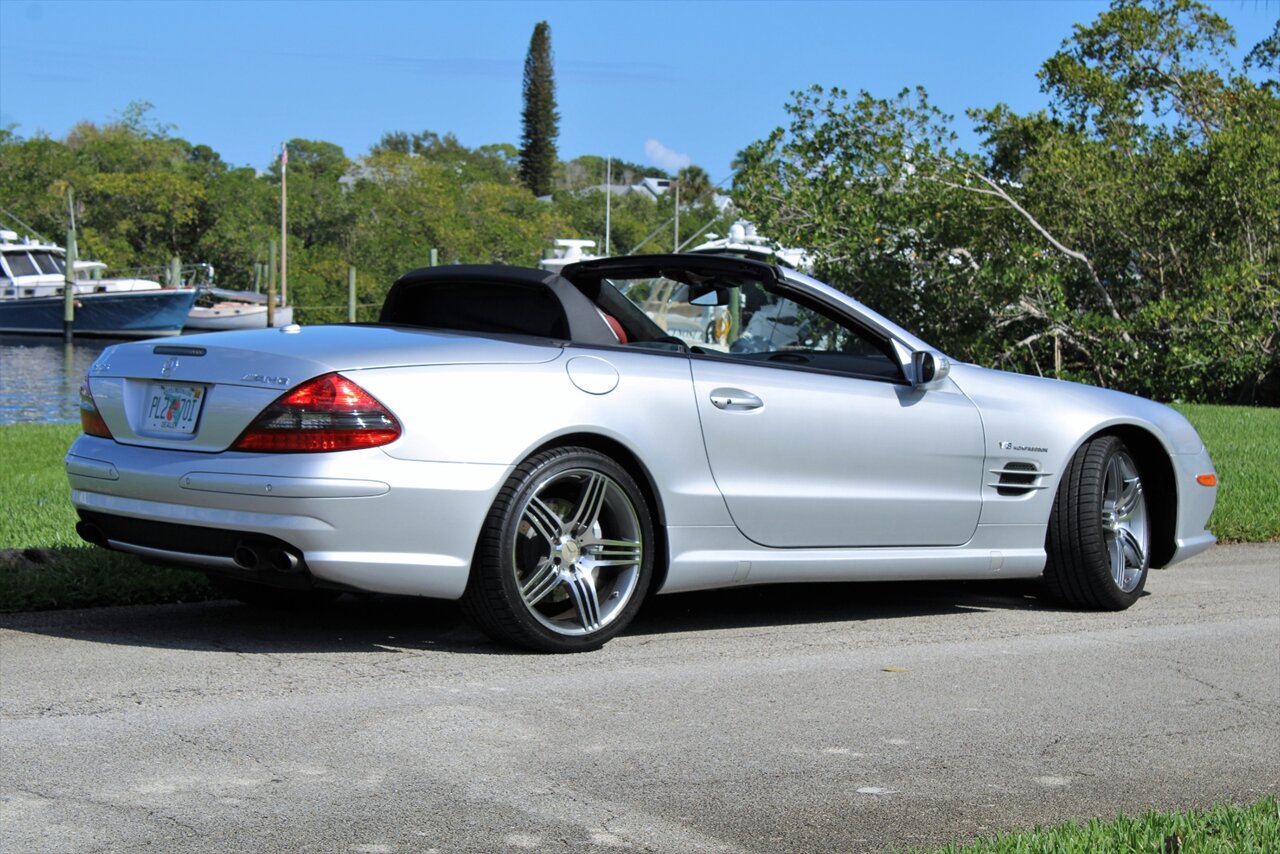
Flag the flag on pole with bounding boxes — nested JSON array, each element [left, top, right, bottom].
[[281, 142, 288, 172]]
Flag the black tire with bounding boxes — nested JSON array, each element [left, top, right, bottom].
[[461, 447, 654, 652], [1044, 435, 1151, 610], [208, 575, 341, 609]]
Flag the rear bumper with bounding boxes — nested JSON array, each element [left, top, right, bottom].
[[66, 436, 511, 599]]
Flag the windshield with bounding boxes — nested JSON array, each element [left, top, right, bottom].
[[31, 251, 66, 275], [2, 251, 40, 277]]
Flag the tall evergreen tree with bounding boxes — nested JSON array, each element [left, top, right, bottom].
[[519, 21, 559, 197]]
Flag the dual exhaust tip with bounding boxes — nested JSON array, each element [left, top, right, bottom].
[[234, 542, 303, 573], [73, 521, 302, 574]]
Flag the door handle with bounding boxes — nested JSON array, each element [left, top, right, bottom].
[[710, 388, 763, 411]]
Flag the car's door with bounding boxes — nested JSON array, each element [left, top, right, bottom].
[[692, 284, 984, 547], [691, 357, 984, 548], [562, 254, 986, 548]]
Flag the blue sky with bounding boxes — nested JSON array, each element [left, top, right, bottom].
[[1, 0, 1275, 184]]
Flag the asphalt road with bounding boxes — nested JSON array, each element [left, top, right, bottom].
[[2, 544, 1277, 853]]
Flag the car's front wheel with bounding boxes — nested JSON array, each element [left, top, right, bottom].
[[462, 447, 654, 652], [1044, 435, 1150, 609]]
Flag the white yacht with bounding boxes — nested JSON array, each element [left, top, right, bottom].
[[0, 230, 197, 337]]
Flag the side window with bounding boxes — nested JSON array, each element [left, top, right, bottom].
[[718, 282, 904, 382]]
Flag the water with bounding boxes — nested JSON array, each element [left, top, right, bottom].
[[0, 335, 113, 424]]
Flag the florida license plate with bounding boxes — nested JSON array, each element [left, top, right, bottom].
[[144, 383, 205, 434]]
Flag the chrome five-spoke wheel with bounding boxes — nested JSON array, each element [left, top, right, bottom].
[[462, 447, 654, 652], [1044, 435, 1151, 610], [1101, 449, 1148, 594], [514, 468, 644, 636]]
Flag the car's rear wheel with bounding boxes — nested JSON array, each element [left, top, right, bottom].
[[1044, 435, 1150, 609], [462, 447, 654, 652]]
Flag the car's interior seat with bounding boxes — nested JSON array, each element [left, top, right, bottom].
[[598, 310, 628, 344]]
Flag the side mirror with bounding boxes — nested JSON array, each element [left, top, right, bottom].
[[911, 350, 950, 388]]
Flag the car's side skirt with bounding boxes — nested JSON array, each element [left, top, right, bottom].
[[658, 523, 1047, 594]]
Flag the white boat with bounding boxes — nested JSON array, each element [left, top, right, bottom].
[[175, 263, 293, 331], [688, 220, 814, 270], [0, 230, 198, 337], [186, 288, 293, 331], [538, 239, 601, 274]]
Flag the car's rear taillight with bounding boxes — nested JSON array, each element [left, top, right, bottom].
[[232, 373, 401, 452], [79, 377, 113, 439]]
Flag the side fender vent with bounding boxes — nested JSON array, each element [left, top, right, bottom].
[[989, 461, 1052, 497]]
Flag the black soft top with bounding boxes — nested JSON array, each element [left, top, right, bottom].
[[379, 264, 621, 346], [379, 255, 784, 347]]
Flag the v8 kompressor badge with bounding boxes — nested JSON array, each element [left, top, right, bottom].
[[999, 441, 1048, 453]]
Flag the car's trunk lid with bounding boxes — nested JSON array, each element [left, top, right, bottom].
[[84, 325, 561, 452]]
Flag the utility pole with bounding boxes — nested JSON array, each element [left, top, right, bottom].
[[267, 240, 277, 328], [348, 266, 357, 323], [673, 180, 680, 251], [279, 142, 288, 309], [604, 158, 612, 255]]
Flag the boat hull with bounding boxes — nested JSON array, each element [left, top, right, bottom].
[[185, 303, 294, 331], [0, 289, 199, 338]]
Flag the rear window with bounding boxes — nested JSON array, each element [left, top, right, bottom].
[[380, 280, 569, 339]]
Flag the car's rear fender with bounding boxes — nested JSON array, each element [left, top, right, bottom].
[[353, 347, 734, 531], [526, 430, 674, 598]]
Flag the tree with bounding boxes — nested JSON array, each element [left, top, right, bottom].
[[974, 0, 1279, 402], [559, 155, 666, 192], [0, 98, 740, 328], [675, 165, 713, 205], [519, 21, 559, 197], [371, 130, 521, 185], [733, 0, 1278, 404], [264, 139, 354, 250]]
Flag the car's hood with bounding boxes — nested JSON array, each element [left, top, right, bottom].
[[90, 324, 562, 387], [948, 363, 1204, 455]]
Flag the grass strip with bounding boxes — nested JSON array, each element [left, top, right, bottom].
[[1, 423, 213, 611], [1174, 404, 1280, 543], [917, 795, 1279, 853]]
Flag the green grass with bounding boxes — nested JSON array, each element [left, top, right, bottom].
[[0, 423, 213, 611], [1176, 404, 1280, 543], [918, 796, 1279, 853], [0, 403, 1275, 612]]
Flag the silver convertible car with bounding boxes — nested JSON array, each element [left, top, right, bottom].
[[66, 253, 1218, 651]]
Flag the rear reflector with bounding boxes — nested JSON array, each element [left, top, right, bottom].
[[1196, 474, 1217, 487], [232, 373, 400, 452], [79, 377, 113, 439]]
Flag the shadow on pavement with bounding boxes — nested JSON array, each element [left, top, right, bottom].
[[630, 577, 1055, 636], [0, 576, 1068, 656]]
